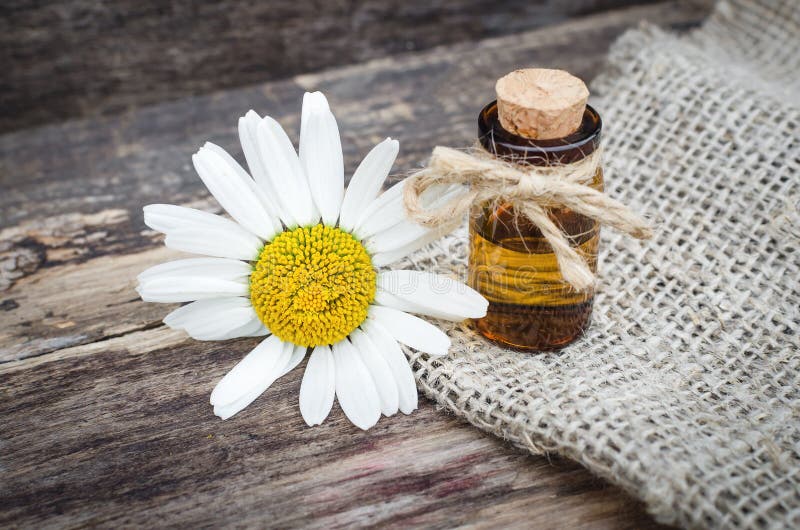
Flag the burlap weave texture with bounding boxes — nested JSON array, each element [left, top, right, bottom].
[[401, 1, 800, 528]]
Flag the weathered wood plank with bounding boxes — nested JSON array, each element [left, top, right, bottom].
[[1, 332, 660, 529], [0, 2, 711, 227], [0, 3, 711, 527], [0, 0, 660, 133], [0, 1, 710, 364]]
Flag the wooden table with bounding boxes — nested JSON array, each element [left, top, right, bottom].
[[1, 3, 709, 527]]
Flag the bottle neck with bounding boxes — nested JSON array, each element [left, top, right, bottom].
[[478, 101, 602, 166]]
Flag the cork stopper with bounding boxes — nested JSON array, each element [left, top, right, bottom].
[[495, 68, 589, 140]]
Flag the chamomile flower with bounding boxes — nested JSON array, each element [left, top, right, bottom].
[[137, 92, 487, 430]]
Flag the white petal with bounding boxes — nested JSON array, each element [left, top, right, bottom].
[[350, 329, 399, 417], [355, 181, 459, 241], [370, 218, 461, 267], [203, 142, 282, 234], [163, 296, 249, 328], [243, 321, 270, 337], [239, 110, 295, 226], [165, 226, 262, 261], [163, 297, 259, 340], [137, 276, 248, 303], [143, 204, 263, 260], [138, 258, 251, 284], [281, 344, 307, 377], [376, 270, 488, 321], [300, 92, 324, 139], [331, 339, 381, 430], [355, 190, 405, 239], [256, 116, 317, 227], [367, 305, 450, 356], [192, 145, 279, 240], [300, 92, 344, 226], [198, 317, 268, 341], [339, 138, 399, 232], [364, 183, 464, 254], [213, 385, 262, 420], [201, 142, 251, 182], [353, 180, 405, 238], [365, 220, 429, 255], [143, 204, 257, 237], [299, 345, 336, 426], [210, 335, 291, 408], [227, 318, 270, 339], [238, 111, 269, 187], [364, 320, 418, 414]]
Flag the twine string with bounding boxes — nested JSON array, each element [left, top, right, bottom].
[[403, 145, 653, 290]]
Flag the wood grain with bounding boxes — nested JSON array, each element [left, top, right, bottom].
[[0, 0, 658, 133], [0, 3, 710, 527]]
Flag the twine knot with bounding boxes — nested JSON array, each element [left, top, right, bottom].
[[403, 146, 653, 291]]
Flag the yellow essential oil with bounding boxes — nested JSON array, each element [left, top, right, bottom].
[[468, 98, 603, 351]]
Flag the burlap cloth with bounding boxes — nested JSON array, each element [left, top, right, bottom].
[[400, 1, 800, 528]]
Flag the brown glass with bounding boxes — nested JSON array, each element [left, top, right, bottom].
[[469, 101, 603, 351]]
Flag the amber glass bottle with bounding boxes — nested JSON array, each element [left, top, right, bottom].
[[469, 100, 603, 351]]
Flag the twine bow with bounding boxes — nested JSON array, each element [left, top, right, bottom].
[[403, 146, 653, 291]]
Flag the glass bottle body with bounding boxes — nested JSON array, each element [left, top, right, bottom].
[[469, 101, 603, 351]]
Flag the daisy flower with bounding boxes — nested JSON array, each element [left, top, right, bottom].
[[137, 92, 487, 430]]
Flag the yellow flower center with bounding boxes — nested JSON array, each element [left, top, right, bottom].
[[249, 224, 375, 347]]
